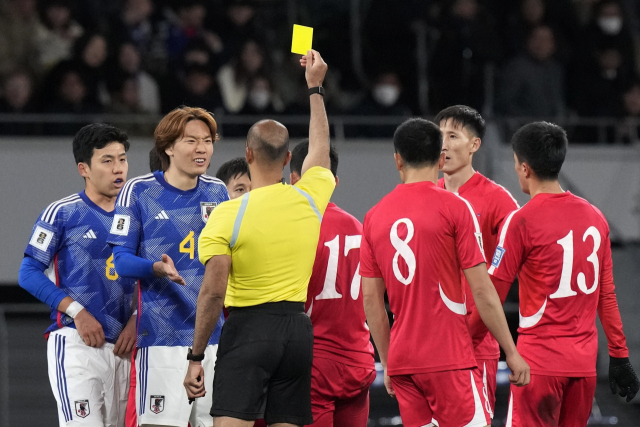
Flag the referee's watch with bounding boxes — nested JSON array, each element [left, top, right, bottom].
[[187, 348, 205, 362], [308, 86, 325, 97]]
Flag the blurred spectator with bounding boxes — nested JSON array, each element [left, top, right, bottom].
[[580, 0, 636, 74], [35, 0, 83, 72], [0, 70, 37, 134], [107, 72, 142, 114], [346, 71, 412, 138], [618, 81, 640, 143], [429, 0, 502, 112], [217, 39, 270, 113], [45, 68, 102, 114], [225, 75, 281, 137], [212, 0, 258, 62], [238, 76, 281, 115], [504, 0, 571, 62], [112, 42, 160, 113], [0, 0, 41, 75], [164, 0, 223, 64], [572, 0, 601, 25], [109, 0, 167, 75], [498, 25, 564, 117], [0, 70, 34, 113], [163, 64, 222, 113], [41, 32, 109, 109], [570, 45, 631, 117]]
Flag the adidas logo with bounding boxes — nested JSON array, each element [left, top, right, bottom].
[[155, 211, 169, 220], [83, 230, 97, 239]]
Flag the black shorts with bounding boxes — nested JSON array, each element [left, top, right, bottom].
[[210, 301, 314, 425]]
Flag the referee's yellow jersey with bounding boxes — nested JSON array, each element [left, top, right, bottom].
[[198, 166, 335, 307]]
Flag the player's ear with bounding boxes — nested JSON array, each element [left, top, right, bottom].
[[334, 175, 339, 187], [245, 146, 254, 164], [77, 162, 90, 179], [438, 151, 446, 170], [394, 152, 403, 171], [470, 137, 481, 154], [282, 151, 292, 168]]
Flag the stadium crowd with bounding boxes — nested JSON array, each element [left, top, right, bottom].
[[0, 0, 640, 141]]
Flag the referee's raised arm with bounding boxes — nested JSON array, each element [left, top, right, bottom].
[[300, 49, 331, 175]]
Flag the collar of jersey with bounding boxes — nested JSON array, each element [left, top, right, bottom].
[[78, 190, 114, 217], [154, 170, 201, 195]]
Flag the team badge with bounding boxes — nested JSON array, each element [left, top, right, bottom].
[[150, 395, 165, 414], [29, 226, 53, 251], [201, 202, 218, 223], [75, 400, 90, 418], [492, 246, 505, 268], [110, 214, 130, 236]]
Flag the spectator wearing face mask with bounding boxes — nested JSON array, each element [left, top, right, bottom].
[[580, 0, 636, 75], [346, 71, 412, 138], [497, 25, 564, 118]]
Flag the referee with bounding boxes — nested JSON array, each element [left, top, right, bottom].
[[184, 50, 333, 427]]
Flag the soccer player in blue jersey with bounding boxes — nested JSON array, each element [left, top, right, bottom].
[[108, 106, 228, 427], [18, 123, 137, 426]]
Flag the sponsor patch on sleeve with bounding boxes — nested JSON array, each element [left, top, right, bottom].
[[491, 246, 505, 268], [29, 226, 54, 252], [110, 214, 131, 236]]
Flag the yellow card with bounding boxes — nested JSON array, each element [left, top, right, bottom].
[[291, 24, 313, 55]]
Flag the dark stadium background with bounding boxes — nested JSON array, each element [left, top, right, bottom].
[[1, 0, 640, 425]]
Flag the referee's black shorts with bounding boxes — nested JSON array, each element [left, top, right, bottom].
[[210, 301, 314, 425]]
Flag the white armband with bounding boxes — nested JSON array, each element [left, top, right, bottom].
[[65, 301, 85, 319]]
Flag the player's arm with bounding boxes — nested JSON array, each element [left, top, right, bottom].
[[300, 49, 330, 175], [598, 228, 639, 401], [362, 276, 395, 398], [184, 254, 230, 399], [113, 290, 138, 357], [112, 246, 185, 285], [467, 275, 513, 347]]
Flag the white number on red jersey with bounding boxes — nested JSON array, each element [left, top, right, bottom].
[[314, 235, 362, 302], [390, 218, 416, 285], [550, 226, 601, 299]]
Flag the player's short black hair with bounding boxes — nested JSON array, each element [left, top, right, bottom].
[[512, 121, 568, 181], [434, 105, 486, 139], [289, 139, 338, 177], [72, 123, 130, 165], [216, 157, 251, 185], [393, 118, 443, 167], [149, 147, 163, 172]]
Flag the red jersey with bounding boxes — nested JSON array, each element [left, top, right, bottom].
[[489, 192, 628, 377], [305, 203, 375, 368], [360, 181, 486, 376], [438, 172, 519, 359]]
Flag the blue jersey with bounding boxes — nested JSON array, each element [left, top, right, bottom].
[[108, 171, 228, 348], [24, 191, 136, 343]]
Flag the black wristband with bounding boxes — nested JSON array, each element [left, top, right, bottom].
[[187, 348, 205, 362], [308, 86, 325, 96]]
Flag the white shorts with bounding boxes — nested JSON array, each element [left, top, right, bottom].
[[47, 327, 131, 427], [136, 345, 217, 427]]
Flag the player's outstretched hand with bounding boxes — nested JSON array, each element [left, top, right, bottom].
[[184, 361, 206, 400], [113, 312, 137, 357], [609, 356, 640, 402], [506, 352, 530, 387], [154, 254, 186, 286], [300, 49, 327, 89], [383, 367, 396, 399], [75, 309, 106, 348]]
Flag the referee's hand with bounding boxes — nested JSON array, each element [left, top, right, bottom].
[[184, 361, 206, 400]]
